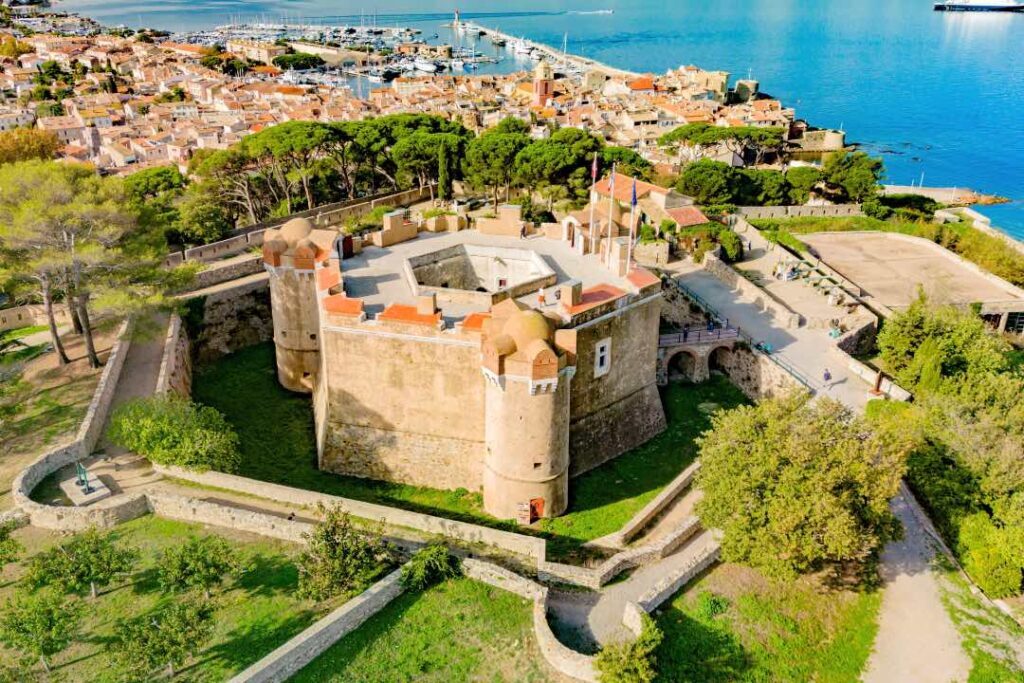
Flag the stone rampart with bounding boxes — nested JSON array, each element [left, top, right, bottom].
[[736, 204, 863, 220], [156, 314, 192, 397], [843, 355, 912, 402], [711, 344, 806, 401], [192, 256, 264, 290], [227, 568, 405, 683], [77, 318, 133, 454], [152, 465, 547, 563], [615, 461, 700, 545], [184, 278, 272, 362]]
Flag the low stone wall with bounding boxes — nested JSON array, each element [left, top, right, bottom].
[[737, 204, 862, 220], [534, 592, 599, 682], [621, 540, 720, 637], [156, 314, 192, 397], [843, 356, 912, 401], [228, 568, 406, 683], [703, 253, 802, 329], [147, 492, 310, 543], [152, 465, 547, 564], [634, 241, 670, 267], [712, 344, 806, 401], [12, 318, 141, 530], [192, 256, 264, 290], [615, 461, 700, 545], [463, 558, 545, 600], [0, 301, 72, 333], [835, 317, 877, 357], [539, 516, 702, 590]]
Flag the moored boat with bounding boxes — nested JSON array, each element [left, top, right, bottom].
[[934, 0, 1024, 10]]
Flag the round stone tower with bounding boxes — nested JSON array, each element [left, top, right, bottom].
[[261, 217, 339, 393], [481, 308, 574, 522]]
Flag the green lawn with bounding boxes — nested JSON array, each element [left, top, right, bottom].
[[291, 577, 552, 683], [0, 325, 48, 345], [537, 376, 747, 559], [655, 563, 882, 682], [192, 343, 747, 561], [0, 515, 350, 681]]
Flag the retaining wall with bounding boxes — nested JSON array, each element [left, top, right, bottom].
[[712, 344, 806, 401], [703, 253, 802, 329], [155, 314, 192, 397], [621, 541, 721, 636], [227, 568, 406, 683], [843, 356, 912, 401], [152, 465, 547, 563], [594, 461, 700, 548], [737, 204, 863, 220], [192, 256, 264, 290]]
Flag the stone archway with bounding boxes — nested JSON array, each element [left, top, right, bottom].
[[708, 345, 734, 376], [666, 348, 709, 383]]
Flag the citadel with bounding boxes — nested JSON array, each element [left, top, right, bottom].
[[261, 191, 668, 523]]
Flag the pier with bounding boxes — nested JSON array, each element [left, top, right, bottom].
[[451, 21, 639, 79]]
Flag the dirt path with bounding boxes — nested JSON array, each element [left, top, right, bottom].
[[862, 491, 970, 682]]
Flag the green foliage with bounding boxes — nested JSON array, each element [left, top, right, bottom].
[[595, 613, 664, 683], [785, 166, 822, 204], [957, 513, 1023, 598], [107, 395, 241, 473], [821, 151, 885, 202], [25, 528, 138, 598], [601, 146, 653, 181], [400, 542, 462, 591], [272, 52, 325, 70], [0, 520, 22, 569], [0, 590, 80, 671], [296, 505, 393, 602], [675, 159, 736, 205], [698, 395, 910, 578], [692, 591, 730, 621], [437, 142, 452, 200], [0, 36, 31, 58], [123, 165, 184, 201], [156, 535, 242, 596], [861, 198, 893, 220], [659, 123, 786, 164], [762, 228, 807, 253], [111, 595, 214, 679], [465, 128, 529, 208], [716, 228, 743, 262]]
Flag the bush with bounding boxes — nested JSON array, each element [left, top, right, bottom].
[[763, 228, 807, 254], [861, 199, 893, 221], [400, 541, 462, 591], [297, 505, 394, 601], [111, 596, 214, 679], [25, 528, 137, 599], [716, 228, 743, 262], [595, 613, 663, 683], [157, 535, 242, 597], [107, 395, 241, 473], [958, 513, 1023, 598]]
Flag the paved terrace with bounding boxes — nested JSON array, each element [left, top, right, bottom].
[[341, 229, 634, 322], [801, 231, 1024, 311]]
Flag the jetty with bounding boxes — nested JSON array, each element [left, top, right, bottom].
[[452, 21, 639, 79], [882, 185, 1008, 206]]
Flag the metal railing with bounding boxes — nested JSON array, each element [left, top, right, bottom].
[[664, 276, 814, 391], [659, 327, 740, 347]]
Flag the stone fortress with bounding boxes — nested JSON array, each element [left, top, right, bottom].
[[261, 190, 668, 523]]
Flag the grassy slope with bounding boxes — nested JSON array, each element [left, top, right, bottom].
[[655, 564, 882, 683], [192, 343, 747, 560], [291, 577, 551, 683], [0, 516, 344, 682]]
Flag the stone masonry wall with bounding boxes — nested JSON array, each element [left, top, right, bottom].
[[711, 344, 805, 400], [185, 279, 273, 363]]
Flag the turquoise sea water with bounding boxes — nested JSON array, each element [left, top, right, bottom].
[[55, 0, 1024, 239]]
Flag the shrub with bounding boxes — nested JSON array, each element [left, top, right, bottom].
[[0, 520, 22, 569], [157, 535, 242, 597], [595, 613, 663, 683], [762, 228, 807, 254], [25, 528, 137, 599], [400, 542, 462, 591], [0, 590, 80, 673], [111, 596, 214, 679], [861, 199, 893, 221], [693, 591, 730, 620], [107, 395, 241, 473], [716, 228, 743, 262], [957, 513, 1023, 598], [297, 505, 394, 602]]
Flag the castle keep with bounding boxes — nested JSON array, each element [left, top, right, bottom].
[[262, 208, 666, 522]]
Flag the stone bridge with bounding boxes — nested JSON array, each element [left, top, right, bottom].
[[657, 328, 740, 385]]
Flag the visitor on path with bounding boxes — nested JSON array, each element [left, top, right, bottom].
[[823, 368, 832, 388], [520, 224, 527, 239]]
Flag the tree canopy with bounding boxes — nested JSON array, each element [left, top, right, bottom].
[[697, 395, 910, 578], [0, 129, 60, 165]]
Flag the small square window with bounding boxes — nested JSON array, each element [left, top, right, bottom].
[[594, 338, 612, 378]]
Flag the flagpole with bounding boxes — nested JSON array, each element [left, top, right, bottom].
[[588, 152, 598, 256], [605, 164, 616, 268], [626, 180, 637, 275]]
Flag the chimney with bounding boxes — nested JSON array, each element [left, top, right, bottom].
[[416, 293, 438, 316]]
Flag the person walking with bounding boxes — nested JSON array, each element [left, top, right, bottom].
[[823, 368, 832, 389]]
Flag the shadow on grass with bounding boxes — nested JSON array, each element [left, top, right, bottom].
[[655, 609, 751, 683], [192, 608, 316, 675], [192, 344, 747, 561], [236, 552, 299, 599]]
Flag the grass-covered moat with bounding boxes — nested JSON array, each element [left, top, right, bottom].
[[0, 516, 344, 681], [191, 343, 748, 560], [291, 577, 551, 683]]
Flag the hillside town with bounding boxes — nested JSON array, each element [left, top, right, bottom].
[[0, 17, 836, 175]]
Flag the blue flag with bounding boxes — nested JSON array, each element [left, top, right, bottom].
[[631, 180, 638, 208]]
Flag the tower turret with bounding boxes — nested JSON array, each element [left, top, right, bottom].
[[533, 59, 555, 107], [261, 218, 340, 393], [480, 303, 575, 522]]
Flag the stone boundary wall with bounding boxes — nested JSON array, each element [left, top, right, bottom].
[[152, 465, 547, 563], [842, 355, 912, 402], [539, 516, 702, 590], [463, 558, 545, 600], [11, 318, 140, 530], [713, 344, 807, 401], [167, 186, 433, 266], [603, 461, 700, 547], [702, 252, 802, 329], [155, 314, 192, 397], [191, 256, 264, 290], [736, 204, 863, 220], [227, 568, 406, 683], [622, 541, 721, 637], [0, 301, 72, 333], [147, 492, 311, 543]]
